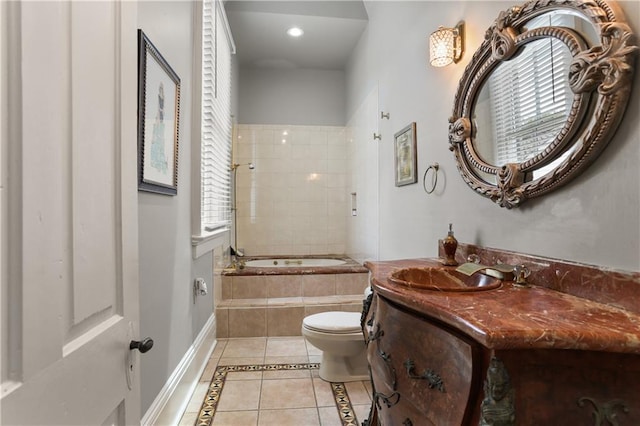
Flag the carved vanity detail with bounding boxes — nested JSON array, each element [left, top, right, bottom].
[[364, 295, 479, 425], [362, 245, 640, 425]]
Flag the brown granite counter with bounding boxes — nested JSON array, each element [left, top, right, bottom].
[[366, 258, 640, 354]]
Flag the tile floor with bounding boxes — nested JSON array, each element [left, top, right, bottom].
[[178, 336, 373, 426]]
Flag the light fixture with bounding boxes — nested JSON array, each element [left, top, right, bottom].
[[286, 27, 304, 37], [429, 22, 464, 67]]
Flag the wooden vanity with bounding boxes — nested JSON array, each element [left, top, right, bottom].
[[362, 246, 640, 425]]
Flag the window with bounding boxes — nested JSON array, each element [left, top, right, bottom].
[[200, 0, 234, 233], [488, 14, 573, 167]]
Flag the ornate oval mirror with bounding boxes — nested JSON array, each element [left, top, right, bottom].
[[449, 0, 638, 208]]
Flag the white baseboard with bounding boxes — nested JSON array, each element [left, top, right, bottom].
[[142, 314, 217, 426]]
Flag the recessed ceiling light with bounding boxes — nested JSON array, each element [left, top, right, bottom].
[[287, 27, 304, 37]]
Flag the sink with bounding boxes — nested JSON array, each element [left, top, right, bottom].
[[388, 267, 503, 292]]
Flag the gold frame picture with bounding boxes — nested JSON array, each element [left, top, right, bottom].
[[394, 122, 417, 186]]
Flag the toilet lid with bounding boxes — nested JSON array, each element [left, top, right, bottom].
[[303, 312, 362, 334]]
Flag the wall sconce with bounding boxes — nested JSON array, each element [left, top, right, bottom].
[[429, 21, 464, 67]]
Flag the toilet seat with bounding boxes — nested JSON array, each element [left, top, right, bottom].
[[302, 312, 361, 334]]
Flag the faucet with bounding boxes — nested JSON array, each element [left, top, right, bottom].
[[230, 246, 244, 257], [456, 261, 516, 281], [457, 260, 531, 285], [482, 264, 517, 280]]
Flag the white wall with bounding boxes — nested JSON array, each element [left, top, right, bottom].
[[347, 0, 640, 271], [239, 67, 346, 125], [137, 1, 216, 415]]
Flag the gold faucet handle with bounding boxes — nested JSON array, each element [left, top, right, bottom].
[[514, 264, 530, 286], [466, 254, 480, 264]]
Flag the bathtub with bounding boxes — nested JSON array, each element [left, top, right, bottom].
[[244, 258, 346, 268], [225, 255, 366, 276]]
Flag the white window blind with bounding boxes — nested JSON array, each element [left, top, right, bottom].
[[489, 15, 573, 166], [201, 0, 233, 232]]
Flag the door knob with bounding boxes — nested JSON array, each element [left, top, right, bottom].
[[129, 337, 154, 353]]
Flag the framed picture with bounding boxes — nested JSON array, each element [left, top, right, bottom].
[[394, 122, 417, 186], [137, 29, 181, 195]]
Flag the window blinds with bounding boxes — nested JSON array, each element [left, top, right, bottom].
[[201, 0, 232, 232], [488, 16, 573, 166]]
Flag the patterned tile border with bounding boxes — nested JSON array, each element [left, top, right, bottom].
[[195, 363, 359, 426], [330, 382, 359, 426]]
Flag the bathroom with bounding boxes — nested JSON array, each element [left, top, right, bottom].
[[1, 0, 638, 425]]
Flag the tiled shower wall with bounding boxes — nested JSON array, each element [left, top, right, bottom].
[[234, 124, 349, 256]]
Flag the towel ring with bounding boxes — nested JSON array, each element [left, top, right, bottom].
[[423, 163, 439, 194]]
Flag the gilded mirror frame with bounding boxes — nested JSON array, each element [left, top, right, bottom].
[[449, 0, 638, 208]]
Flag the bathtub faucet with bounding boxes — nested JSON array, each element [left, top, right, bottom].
[[230, 246, 244, 257]]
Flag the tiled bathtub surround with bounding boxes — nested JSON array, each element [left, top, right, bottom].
[[234, 124, 348, 256], [218, 259, 369, 338]]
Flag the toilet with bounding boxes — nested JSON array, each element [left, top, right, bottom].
[[302, 311, 369, 382]]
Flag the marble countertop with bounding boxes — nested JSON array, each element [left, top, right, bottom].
[[366, 258, 640, 354]]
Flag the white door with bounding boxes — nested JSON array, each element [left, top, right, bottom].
[[1, 1, 143, 425]]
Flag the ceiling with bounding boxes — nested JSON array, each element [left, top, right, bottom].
[[224, 1, 369, 70]]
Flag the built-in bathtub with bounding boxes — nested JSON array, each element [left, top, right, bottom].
[[227, 255, 365, 275], [244, 258, 346, 268], [218, 256, 369, 338]]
